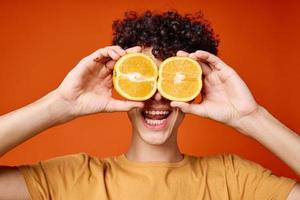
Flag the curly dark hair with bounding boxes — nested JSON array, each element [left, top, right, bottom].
[[112, 10, 219, 60]]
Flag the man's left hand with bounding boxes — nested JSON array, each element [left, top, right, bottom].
[[171, 50, 260, 130]]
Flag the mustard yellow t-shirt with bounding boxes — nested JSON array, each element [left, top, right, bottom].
[[18, 153, 296, 200]]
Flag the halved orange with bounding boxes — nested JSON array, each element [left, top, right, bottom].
[[157, 57, 202, 102], [113, 53, 158, 101]]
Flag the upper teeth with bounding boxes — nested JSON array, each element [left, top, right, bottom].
[[144, 110, 169, 115]]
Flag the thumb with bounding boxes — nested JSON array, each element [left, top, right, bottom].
[[170, 101, 208, 118], [108, 99, 144, 112], [170, 101, 193, 113]]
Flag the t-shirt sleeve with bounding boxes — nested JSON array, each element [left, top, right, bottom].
[[227, 154, 297, 200], [17, 152, 98, 200]]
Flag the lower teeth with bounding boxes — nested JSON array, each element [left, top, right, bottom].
[[145, 118, 166, 125]]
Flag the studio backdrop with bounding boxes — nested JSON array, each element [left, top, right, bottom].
[[0, 0, 299, 181]]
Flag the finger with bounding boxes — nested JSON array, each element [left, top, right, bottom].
[[92, 47, 120, 63], [107, 48, 120, 60], [102, 73, 112, 84], [75, 47, 118, 80], [199, 62, 212, 75], [91, 48, 109, 61], [125, 46, 142, 53], [188, 53, 197, 60], [176, 50, 189, 57], [194, 50, 227, 70], [188, 53, 212, 76], [88, 48, 112, 66], [103, 74, 113, 88], [109, 46, 126, 56], [98, 60, 116, 78], [97, 46, 140, 79], [105, 60, 116, 70], [170, 101, 208, 118], [170, 101, 193, 114], [93, 56, 111, 64], [108, 99, 144, 112]]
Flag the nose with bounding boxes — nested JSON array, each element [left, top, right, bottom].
[[152, 91, 162, 101]]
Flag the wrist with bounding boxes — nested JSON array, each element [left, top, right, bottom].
[[231, 105, 268, 137], [42, 90, 77, 125]]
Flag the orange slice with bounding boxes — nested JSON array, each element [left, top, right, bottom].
[[157, 57, 202, 102], [113, 53, 158, 101]]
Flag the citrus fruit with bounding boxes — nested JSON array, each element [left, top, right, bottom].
[[157, 57, 202, 102], [113, 53, 158, 101]]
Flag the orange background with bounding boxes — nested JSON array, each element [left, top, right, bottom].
[[0, 1, 299, 181]]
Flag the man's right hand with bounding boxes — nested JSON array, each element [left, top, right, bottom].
[[0, 46, 145, 199], [55, 45, 144, 118], [0, 45, 145, 158]]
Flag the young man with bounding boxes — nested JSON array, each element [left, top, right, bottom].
[[0, 11, 299, 200]]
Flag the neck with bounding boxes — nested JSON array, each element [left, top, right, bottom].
[[125, 130, 183, 162]]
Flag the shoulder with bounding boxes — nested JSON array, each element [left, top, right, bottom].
[[16, 153, 115, 199], [187, 153, 266, 173], [188, 153, 246, 165], [38, 152, 102, 167], [18, 152, 108, 176], [186, 154, 297, 199], [17, 152, 112, 187]]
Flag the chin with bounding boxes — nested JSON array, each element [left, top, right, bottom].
[[128, 103, 184, 146]]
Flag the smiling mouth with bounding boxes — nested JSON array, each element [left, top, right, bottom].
[[140, 108, 173, 130]]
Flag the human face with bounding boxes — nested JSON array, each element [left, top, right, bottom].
[[127, 47, 185, 145]]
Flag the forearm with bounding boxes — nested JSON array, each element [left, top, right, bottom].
[[0, 90, 74, 158], [235, 106, 300, 176]]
